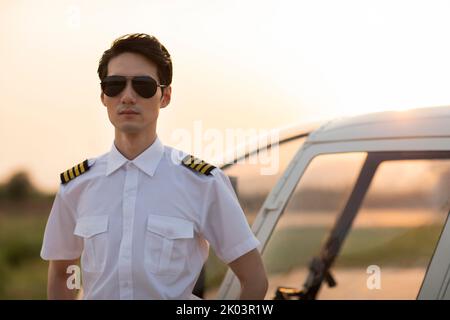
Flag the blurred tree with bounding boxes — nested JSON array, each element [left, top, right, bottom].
[[433, 169, 450, 211], [4, 171, 35, 201]]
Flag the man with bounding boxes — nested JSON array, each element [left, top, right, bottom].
[[40, 33, 268, 300]]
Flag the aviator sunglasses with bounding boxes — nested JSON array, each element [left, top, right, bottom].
[[101, 75, 167, 98]]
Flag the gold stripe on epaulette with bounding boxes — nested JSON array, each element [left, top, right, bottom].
[[68, 168, 75, 179], [182, 155, 194, 165], [200, 163, 213, 174], [195, 162, 206, 171], [63, 171, 69, 183], [74, 165, 80, 176]]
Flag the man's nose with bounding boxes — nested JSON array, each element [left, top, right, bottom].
[[120, 81, 137, 105]]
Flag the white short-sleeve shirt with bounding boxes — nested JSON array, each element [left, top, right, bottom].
[[40, 137, 260, 299]]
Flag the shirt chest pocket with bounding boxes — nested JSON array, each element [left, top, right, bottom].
[[74, 215, 109, 273], [145, 214, 194, 275]]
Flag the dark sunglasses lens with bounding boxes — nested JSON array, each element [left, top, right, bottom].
[[132, 77, 157, 98], [101, 77, 126, 97]]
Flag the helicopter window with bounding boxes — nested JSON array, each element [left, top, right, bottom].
[[262, 152, 367, 299], [318, 158, 450, 299]]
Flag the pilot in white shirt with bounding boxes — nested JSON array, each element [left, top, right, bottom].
[[41, 33, 268, 300], [41, 138, 260, 299]]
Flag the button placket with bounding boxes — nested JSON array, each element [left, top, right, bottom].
[[118, 162, 138, 299]]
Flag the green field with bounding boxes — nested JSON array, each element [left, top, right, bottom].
[[0, 213, 49, 299]]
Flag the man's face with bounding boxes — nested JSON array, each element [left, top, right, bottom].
[[101, 52, 171, 135]]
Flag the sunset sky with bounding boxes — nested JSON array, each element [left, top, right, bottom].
[[2, 0, 450, 192]]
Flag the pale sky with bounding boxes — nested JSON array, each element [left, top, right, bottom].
[[2, 0, 450, 192]]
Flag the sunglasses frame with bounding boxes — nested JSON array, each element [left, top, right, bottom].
[[101, 75, 168, 98]]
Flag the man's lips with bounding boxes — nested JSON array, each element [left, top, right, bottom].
[[119, 110, 139, 115]]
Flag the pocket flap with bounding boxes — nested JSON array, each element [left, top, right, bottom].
[[74, 215, 109, 238], [147, 215, 194, 239]]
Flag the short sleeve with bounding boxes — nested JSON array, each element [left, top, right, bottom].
[[40, 187, 83, 260], [200, 168, 260, 264]]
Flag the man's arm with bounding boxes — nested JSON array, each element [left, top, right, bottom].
[[228, 249, 268, 300], [47, 259, 80, 300]]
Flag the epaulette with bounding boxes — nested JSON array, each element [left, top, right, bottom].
[[181, 155, 216, 176], [60, 159, 91, 184]]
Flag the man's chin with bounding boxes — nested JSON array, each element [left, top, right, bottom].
[[117, 124, 143, 134]]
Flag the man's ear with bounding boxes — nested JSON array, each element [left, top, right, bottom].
[[160, 86, 172, 109], [100, 92, 107, 107]]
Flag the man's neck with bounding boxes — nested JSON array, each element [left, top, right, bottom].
[[114, 130, 157, 160]]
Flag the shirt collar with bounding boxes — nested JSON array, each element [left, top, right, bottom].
[[106, 137, 164, 177]]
